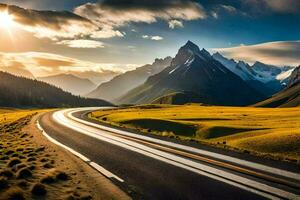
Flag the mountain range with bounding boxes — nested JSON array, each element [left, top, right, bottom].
[[1, 40, 297, 108], [87, 57, 172, 101], [38, 74, 97, 96], [0, 71, 111, 108], [254, 66, 300, 107], [212, 53, 293, 96], [116, 41, 266, 106]]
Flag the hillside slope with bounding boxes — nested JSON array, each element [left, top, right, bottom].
[[0, 71, 112, 108], [0, 67, 34, 79], [39, 74, 96, 95], [254, 66, 300, 108], [152, 91, 205, 105], [118, 41, 265, 106], [87, 57, 172, 101]]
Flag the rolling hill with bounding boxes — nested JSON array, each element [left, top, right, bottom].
[[87, 57, 172, 101], [117, 41, 265, 106], [152, 91, 205, 105], [38, 74, 96, 96], [0, 71, 112, 108], [254, 66, 300, 108]]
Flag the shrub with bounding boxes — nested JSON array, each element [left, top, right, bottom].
[[16, 168, 32, 179], [7, 158, 21, 167], [31, 183, 47, 196], [56, 171, 69, 181], [3, 187, 25, 200], [0, 169, 14, 178], [0, 177, 8, 190], [40, 175, 55, 184]]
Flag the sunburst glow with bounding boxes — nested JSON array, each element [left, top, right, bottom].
[[0, 11, 14, 28]]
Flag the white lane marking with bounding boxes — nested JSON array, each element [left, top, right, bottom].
[[69, 108, 300, 182], [90, 162, 124, 182], [54, 110, 300, 200], [36, 120, 124, 183]]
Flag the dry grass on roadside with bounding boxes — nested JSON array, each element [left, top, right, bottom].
[[0, 109, 92, 200]]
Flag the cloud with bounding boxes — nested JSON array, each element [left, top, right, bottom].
[[57, 40, 105, 48], [0, 3, 99, 40], [142, 35, 163, 41], [91, 28, 125, 39], [213, 41, 300, 67], [220, 5, 237, 13], [0, 51, 137, 77], [168, 20, 184, 29], [74, 0, 206, 32], [242, 0, 300, 14], [211, 4, 246, 18], [0, 1, 206, 47], [211, 11, 218, 19], [265, 0, 300, 13]]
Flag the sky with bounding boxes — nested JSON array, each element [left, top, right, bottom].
[[0, 0, 299, 79]]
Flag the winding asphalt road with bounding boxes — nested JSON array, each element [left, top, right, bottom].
[[38, 108, 300, 200]]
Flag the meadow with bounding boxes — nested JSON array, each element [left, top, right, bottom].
[[90, 104, 300, 163]]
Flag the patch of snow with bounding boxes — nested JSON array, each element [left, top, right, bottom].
[[276, 69, 294, 81], [169, 65, 180, 74]]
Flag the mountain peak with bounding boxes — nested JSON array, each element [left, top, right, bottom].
[[181, 40, 200, 52], [213, 52, 223, 57], [200, 48, 211, 58]]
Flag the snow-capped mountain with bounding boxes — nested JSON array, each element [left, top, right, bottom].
[[213, 53, 295, 94], [117, 41, 265, 106], [212, 52, 256, 81]]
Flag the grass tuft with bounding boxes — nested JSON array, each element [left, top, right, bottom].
[[0, 169, 14, 178], [31, 183, 47, 196], [7, 158, 21, 168], [16, 168, 32, 179], [0, 177, 9, 190], [3, 187, 25, 200]]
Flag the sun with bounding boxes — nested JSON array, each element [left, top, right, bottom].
[[0, 11, 14, 28]]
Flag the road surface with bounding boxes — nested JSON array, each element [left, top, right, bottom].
[[38, 108, 300, 200]]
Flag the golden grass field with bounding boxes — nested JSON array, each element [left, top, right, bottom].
[[90, 104, 300, 163]]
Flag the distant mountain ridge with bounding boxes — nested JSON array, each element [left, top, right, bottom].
[[117, 41, 265, 106], [254, 66, 300, 108], [38, 74, 96, 96], [0, 71, 112, 108], [87, 57, 172, 101], [212, 53, 294, 95], [0, 67, 35, 79]]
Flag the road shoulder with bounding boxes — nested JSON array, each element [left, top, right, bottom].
[[27, 112, 130, 200]]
